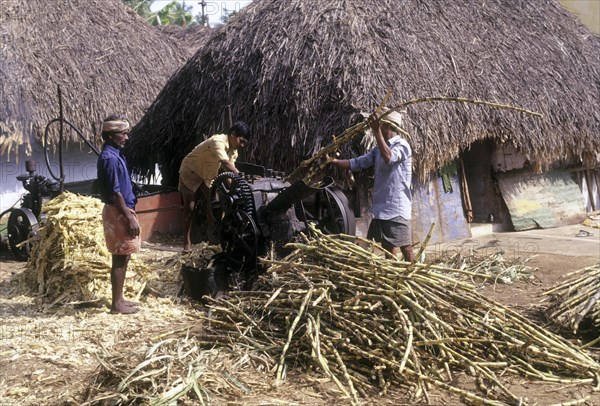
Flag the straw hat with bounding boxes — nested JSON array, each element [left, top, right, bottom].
[[380, 107, 404, 133]]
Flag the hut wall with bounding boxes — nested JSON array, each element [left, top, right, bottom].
[[491, 144, 528, 172], [412, 174, 471, 245], [496, 169, 587, 230], [0, 142, 97, 213], [352, 171, 470, 245]]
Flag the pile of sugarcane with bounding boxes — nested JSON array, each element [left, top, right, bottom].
[[202, 226, 599, 405], [22, 191, 151, 305], [430, 249, 539, 285], [544, 264, 600, 343]]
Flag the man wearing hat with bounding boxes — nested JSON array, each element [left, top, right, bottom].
[[97, 115, 141, 314], [330, 109, 414, 262]]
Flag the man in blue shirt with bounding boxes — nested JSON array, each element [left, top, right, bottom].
[[330, 109, 414, 262], [97, 115, 141, 314]]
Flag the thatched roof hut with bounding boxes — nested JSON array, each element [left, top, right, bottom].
[[0, 0, 192, 157], [158, 24, 212, 54], [126, 0, 600, 186]]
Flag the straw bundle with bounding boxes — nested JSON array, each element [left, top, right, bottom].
[[544, 264, 600, 341], [86, 336, 277, 406], [202, 226, 600, 405], [22, 191, 152, 305]]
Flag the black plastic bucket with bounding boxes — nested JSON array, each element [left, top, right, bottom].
[[181, 264, 228, 301]]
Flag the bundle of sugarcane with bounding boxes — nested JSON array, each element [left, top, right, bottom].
[[543, 264, 600, 339], [430, 250, 539, 285], [22, 191, 151, 305], [286, 97, 542, 185], [202, 226, 599, 405]]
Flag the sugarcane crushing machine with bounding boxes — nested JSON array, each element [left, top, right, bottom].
[[186, 162, 356, 294]]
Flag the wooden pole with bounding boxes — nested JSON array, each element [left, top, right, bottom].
[[58, 85, 65, 193]]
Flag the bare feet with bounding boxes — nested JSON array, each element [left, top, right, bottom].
[[124, 300, 140, 307], [110, 301, 140, 315]]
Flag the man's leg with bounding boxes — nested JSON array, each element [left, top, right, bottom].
[[182, 190, 195, 252], [199, 184, 219, 244], [381, 240, 401, 258], [110, 254, 137, 314], [400, 245, 415, 262]]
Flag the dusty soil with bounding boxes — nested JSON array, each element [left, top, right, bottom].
[[0, 238, 599, 405]]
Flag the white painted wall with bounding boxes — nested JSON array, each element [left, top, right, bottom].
[[0, 141, 98, 213], [1, 141, 164, 214]]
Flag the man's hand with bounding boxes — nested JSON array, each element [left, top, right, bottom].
[[221, 159, 239, 174], [127, 214, 140, 237], [113, 192, 141, 238], [369, 109, 393, 163], [367, 112, 381, 133]]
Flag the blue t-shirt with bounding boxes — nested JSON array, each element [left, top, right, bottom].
[[97, 144, 136, 209], [349, 135, 412, 220]]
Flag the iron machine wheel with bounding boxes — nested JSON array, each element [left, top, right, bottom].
[[210, 172, 256, 226], [298, 187, 356, 236], [220, 209, 259, 264], [210, 172, 258, 259], [7, 208, 39, 261]]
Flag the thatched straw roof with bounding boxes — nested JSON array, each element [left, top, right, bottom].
[[157, 24, 212, 54], [126, 0, 600, 185], [0, 0, 192, 157]]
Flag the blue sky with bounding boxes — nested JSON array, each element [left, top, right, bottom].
[[151, 0, 253, 26]]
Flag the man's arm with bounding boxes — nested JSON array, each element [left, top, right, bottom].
[[221, 159, 239, 174], [330, 159, 351, 170], [113, 192, 140, 237], [368, 112, 393, 164]]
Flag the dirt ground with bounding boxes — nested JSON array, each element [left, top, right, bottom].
[[0, 226, 599, 405]]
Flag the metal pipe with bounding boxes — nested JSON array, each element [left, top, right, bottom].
[[43, 118, 99, 181]]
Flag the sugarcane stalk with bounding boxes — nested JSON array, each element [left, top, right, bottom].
[[331, 344, 360, 404], [410, 222, 435, 269], [275, 288, 313, 385], [306, 315, 354, 401], [287, 96, 542, 184], [548, 397, 591, 406]]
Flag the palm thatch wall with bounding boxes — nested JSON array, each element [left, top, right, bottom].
[[0, 0, 193, 157], [126, 0, 600, 186]]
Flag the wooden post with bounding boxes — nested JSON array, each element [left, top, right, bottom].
[[58, 85, 65, 193]]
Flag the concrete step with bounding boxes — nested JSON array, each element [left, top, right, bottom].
[[470, 222, 504, 237]]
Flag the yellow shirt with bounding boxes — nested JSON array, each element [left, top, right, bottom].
[[179, 133, 238, 192]]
